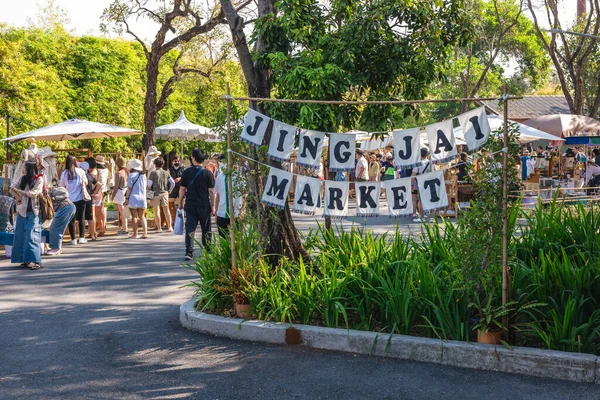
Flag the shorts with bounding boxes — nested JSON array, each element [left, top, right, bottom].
[[151, 192, 169, 207], [84, 200, 93, 220], [113, 188, 126, 205]]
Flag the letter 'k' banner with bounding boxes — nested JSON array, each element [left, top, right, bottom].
[[385, 178, 413, 218], [324, 181, 349, 219], [329, 133, 356, 171], [293, 176, 322, 215], [241, 109, 270, 148], [416, 171, 448, 212], [296, 129, 326, 170], [457, 107, 491, 152], [355, 182, 381, 217], [261, 167, 293, 210]]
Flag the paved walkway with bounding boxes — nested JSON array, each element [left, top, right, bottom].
[[1, 230, 599, 399]]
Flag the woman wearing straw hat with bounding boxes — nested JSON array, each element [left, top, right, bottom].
[[111, 157, 129, 235], [124, 159, 148, 239], [93, 155, 109, 237]]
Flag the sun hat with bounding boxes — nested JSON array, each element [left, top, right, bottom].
[[95, 155, 106, 166], [116, 157, 127, 169], [79, 161, 90, 171], [39, 146, 57, 159], [130, 159, 143, 172], [147, 146, 161, 156], [385, 152, 392, 158]]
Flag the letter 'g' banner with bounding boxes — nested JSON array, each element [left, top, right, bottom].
[[457, 107, 491, 152], [296, 129, 326, 170], [242, 109, 270, 148], [324, 181, 349, 219], [329, 133, 356, 172], [293, 176, 322, 215], [385, 178, 413, 219], [261, 167, 293, 210], [416, 170, 448, 212], [393, 128, 422, 170], [355, 182, 381, 217]]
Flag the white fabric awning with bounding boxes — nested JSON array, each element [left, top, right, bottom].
[[2, 119, 143, 142], [454, 115, 564, 144], [155, 110, 217, 141]]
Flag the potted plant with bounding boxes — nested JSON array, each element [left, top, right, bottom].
[[470, 296, 515, 345], [230, 268, 253, 319]]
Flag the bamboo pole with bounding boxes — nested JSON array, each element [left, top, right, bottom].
[[226, 82, 237, 271], [222, 95, 523, 105], [502, 84, 510, 341]]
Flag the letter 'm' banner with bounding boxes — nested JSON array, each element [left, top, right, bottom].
[[293, 176, 322, 215], [385, 178, 413, 219], [329, 133, 356, 171], [324, 181, 349, 219], [241, 109, 270, 148], [416, 170, 448, 212], [425, 120, 457, 165], [261, 167, 293, 210], [393, 128, 422, 170], [296, 129, 326, 170], [355, 182, 381, 217], [457, 107, 491, 152], [268, 120, 297, 162]]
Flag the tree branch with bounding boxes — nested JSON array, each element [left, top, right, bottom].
[[123, 18, 150, 57]]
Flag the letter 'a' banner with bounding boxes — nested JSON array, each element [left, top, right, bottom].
[[268, 120, 297, 162], [393, 128, 422, 170], [355, 182, 381, 217], [261, 167, 293, 210], [324, 181, 349, 219], [293, 176, 322, 215], [241, 109, 270, 148], [416, 170, 448, 212], [329, 133, 356, 171], [457, 107, 491, 152], [425, 120, 458, 165], [385, 178, 413, 219], [296, 129, 326, 170]]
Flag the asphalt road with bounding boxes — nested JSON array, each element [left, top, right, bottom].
[[1, 230, 599, 399]]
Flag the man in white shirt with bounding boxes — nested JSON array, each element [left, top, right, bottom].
[[355, 149, 369, 182], [214, 170, 245, 238]]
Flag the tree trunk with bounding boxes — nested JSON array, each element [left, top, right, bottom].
[[142, 59, 160, 152]]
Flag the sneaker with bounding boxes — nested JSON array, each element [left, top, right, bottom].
[[46, 249, 61, 256], [78, 238, 88, 244], [413, 217, 428, 223], [117, 229, 128, 235], [71, 240, 77, 245], [184, 253, 193, 261]]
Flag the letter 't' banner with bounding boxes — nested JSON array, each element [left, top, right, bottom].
[[355, 182, 381, 217], [261, 167, 293, 210], [241, 109, 270, 148], [268, 120, 297, 162], [324, 181, 349, 219], [329, 133, 356, 172], [385, 178, 413, 219], [293, 176, 322, 215], [425, 120, 458, 165], [457, 107, 491, 152], [416, 170, 448, 212], [393, 128, 422, 170], [296, 129, 326, 170]]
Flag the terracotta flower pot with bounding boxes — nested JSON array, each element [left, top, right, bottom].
[[235, 302, 252, 319], [477, 329, 502, 345]]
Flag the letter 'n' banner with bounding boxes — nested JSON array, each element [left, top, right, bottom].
[[324, 181, 349, 219], [261, 167, 293, 210], [293, 176, 322, 215], [355, 182, 381, 217], [393, 128, 422, 170], [329, 133, 356, 171], [416, 171, 448, 212], [425, 120, 457, 165], [242, 109, 270, 148], [268, 120, 297, 162], [457, 107, 491, 152], [385, 178, 413, 219], [296, 129, 326, 170]]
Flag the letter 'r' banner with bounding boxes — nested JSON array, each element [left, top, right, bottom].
[[355, 182, 381, 217], [329, 133, 356, 171], [241, 109, 270, 148], [416, 170, 448, 212], [324, 181, 349, 219], [261, 167, 293, 210], [385, 178, 413, 219], [293, 176, 322, 215], [457, 107, 491, 152]]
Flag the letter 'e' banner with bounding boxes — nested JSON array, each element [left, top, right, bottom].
[[416, 170, 448, 212], [393, 128, 422, 170], [293, 176, 322, 215], [296, 129, 326, 170], [385, 178, 413, 219], [355, 182, 381, 217], [324, 181, 349, 219], [329, 133, 356, 172], [241, 109, 270, 148], [425, 120, 457, 165], [457, 107, 491, 152], [268, 120, 297, 162], [261, 167, 293, 210]]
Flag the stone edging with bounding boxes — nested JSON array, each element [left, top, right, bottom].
[[180, 299, 600, 384]]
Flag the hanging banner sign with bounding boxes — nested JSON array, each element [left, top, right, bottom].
[[385, 178, 413, 219], [416, 170, 448, 212], [268, 120, 297, 162], [393, 128, 422, 170], [296, 129, 326, 170], [355, 181, 381, 217], [293, 176, 322, 215], [324, 181, 349, 219], [457, 107, 491, 152], [241, 109, 270, 148], [425, 120, 458, 165], [261, 167, 293, 210], [329, 133, 356, 172]]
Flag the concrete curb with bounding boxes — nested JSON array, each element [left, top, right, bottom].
[[180, 299, 599, 384]]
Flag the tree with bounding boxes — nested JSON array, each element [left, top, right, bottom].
[[527, 0, 600, 116]]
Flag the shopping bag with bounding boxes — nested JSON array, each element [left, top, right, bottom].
[[174, 210, 185, 235]]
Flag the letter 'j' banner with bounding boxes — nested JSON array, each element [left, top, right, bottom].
[[268, 120, 297, 162], [385, 178, 413, 219], [425, 120, 457, 165], [329, 133, 356, 172], [457, 107, 491, 152], [355, 182, 381, 217], [393, 128, 422, 170], [296, 129, 326, 170], [324, 181, 349, 219], [261, 167, 293, 210], [241, 109, 270, 148], [293, 176, 322, 215], [416, 170, 448, 212]]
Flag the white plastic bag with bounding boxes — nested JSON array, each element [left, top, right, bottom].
[[174, 209, 185, 235]]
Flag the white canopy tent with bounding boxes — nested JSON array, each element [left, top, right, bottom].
[[2, 119, 143, 142], [155, 110, 220, 157], [454, 115, 564, 144]]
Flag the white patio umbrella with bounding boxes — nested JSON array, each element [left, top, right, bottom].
[[155, 110, 219, 156], [454, 115, 564, 144], [2, 119, 143, 142]]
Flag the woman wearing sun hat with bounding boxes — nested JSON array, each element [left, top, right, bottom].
[[124, 159, 148, 239], [144, 146, 161, 177], [111, 157, 129, 235], [93, 155, 109, 236]]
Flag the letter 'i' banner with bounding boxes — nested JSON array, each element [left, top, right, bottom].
[[425, 120, 458, 165], [457, 107, 491, 152], [268, 120, 297, 162], [261, 167, 293, 210], [355, 182, 381, 217], [385, 178, 413, 219], [416, 170, 448, 212], [393, 128, 422, 170], [329, 133, 356, 171], [296, 129, 326, 170], [324, 181, 349, 219], [293, 176, 322, 215], [241, 109, 270, 148]]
